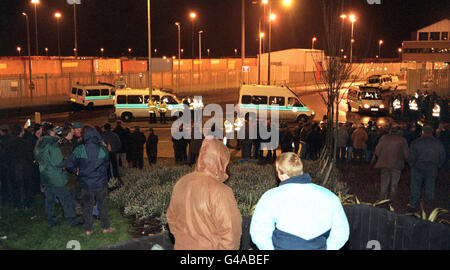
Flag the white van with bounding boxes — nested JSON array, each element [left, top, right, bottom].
[[69, 83, 115, 110], [236, 84, 315, 123], [347, 86, 387, 114], [364, 75, 398, 91], [113, 88, 183, 122]]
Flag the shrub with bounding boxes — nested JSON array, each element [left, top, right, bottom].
[[109, 160, 348, 226]]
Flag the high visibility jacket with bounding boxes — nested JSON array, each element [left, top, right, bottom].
[[158, 101, 168, 113], [148, 100, 157, 113]]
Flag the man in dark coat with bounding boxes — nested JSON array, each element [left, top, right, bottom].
[[25, 123, 42, 196], [5, 125, 34, 210], [102, 123, 122, 180], [279, 122, 293, 153], [146, 128, 158, 165], [407, 126, 446, 212], [113, 121, 127, 168], [129, 126, 146, 170], [66, 126, 114, 235], [0, 125, 11, 204]]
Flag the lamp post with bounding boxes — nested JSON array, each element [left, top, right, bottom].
[[73, 48, 77, 56], [189, 12, 197, 59], [153, 48, 158, 57], [100, 48, 104, 58], [73, 1, 78, 58], [312, 37, 317, 49], [128, 48, 132, 57], [268, 9, 275, 85], [175, 22, 181, 92], [22, 12, 33, 103], [199, 30, 203, 82], [378, 40, 383, 60], [258, 32, 264, 84], [398, 47, 402, 61], [234, 48, 238, 57], [54, 12, 62, 59], [207, 49, 210, 57], [17, 46, 22, 56], [147, 0, 152, 99], [349, 14, 356, 63], [31, 0, 39, 56], [45, 47, 48, 56]]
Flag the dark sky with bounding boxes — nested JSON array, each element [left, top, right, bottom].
[[0, 0, 448, 59]]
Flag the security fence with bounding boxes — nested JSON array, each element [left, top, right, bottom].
[[0, 62, 407, 110]]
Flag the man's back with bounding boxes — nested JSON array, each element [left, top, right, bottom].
[[374, 134, 409, 170], [250, 173, 349, 250], [409, 135, 446, 169]]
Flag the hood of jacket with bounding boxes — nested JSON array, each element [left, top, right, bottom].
[[84, 127, 102, 144], [195, 137, 230, 182]]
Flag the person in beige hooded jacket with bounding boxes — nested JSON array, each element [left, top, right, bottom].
[[166, 137, 242, 250]]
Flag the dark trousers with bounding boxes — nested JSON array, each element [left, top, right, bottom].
[[132, 153, 144, 170], [149, 112, 156, 123], [81, 188, 110, 231], [148, 155, 157, 166], [379, 168, 401, 200], [44, 185, 77, 227], [241, 140, 252, 159], [0, 163, 10, 203], [409, 167, 438, 208], [10, 163, 33, 209], [160, 112, 166, 123], [189, 152, 199, 166], [107, 152, 119, 179], [252, 140, 261, 159]]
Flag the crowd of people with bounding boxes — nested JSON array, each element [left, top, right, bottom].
[[0, 120, 163, 235]]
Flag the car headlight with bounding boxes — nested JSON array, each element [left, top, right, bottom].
[[379, 104, 385, 109], [364, 104, 370, 109]]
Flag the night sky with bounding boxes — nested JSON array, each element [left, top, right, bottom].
[[0, 0, 449, 59]]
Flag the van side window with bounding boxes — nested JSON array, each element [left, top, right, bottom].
[[288, 97, 303, 107], [128, 95, 143, 104], [72, 88, 77, 95], [241, 95, 251, 104], [86, 89, 100, 97], [111, 89, 116, 96], [252, 96, 268, 105], [101, 89, 109, 96], [269, 96, 285, 106], [77, 89, 83, 96], [117, 95, 127, 104]]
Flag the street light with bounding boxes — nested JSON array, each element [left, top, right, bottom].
[[398, 47, 402, 60], [22, 12, 33, 102], [189, 12, 197, 59], [147, 0, 153, 105], [378, 40, 383, 59], [128, 48, 132, 57], [45, 47, 48, 56], [349, 14, 356, 63], [17, 46, 22, 56], [234, 48, 238, 57], [175, 22, 181, 92], [72, 1, 78, 58], [198, 30, 204, 82], [73, 48, 77, 56], [207, 48, 210, 57], [31, 0, 39, 56], [154, 48, 158, 56], [258, 32, 265, 84], [312, 37, 317, 49], [54, 12, 62, 59], [100, 48, 104, 58]]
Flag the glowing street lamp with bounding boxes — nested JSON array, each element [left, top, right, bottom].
[[128, 48, 132, 57], [258, 32, 265, 84], [234, 48, 238, 57], [378, 40, 383, 59], [54, 12, 62, 59], [341, 13, 356, 63], [17, 46, 22, 56], [312, 37, 317, 49], [189, 12, 197, 59], [175, 22, 181, 92], [22, 12, 34, 101], [31, 0, 40, 56], [100, 48, 104, 58], [45, 47, 48, 56]]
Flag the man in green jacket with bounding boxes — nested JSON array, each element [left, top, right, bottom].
[[35, 123, 79, 227]]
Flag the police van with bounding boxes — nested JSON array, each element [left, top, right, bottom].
[[236, 84, 315, 123], [364, 75, 398, 91], [347, 86, 387, 114], [113, 88, 183, 122], [69, 83, 116, 110]]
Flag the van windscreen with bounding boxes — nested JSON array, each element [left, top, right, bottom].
[[77, 89, 83, 96], [362, 91, 381, 100]]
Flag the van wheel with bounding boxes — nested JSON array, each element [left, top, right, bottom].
[[87, 103, 94, 111], [121, 112, 133, 122]]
